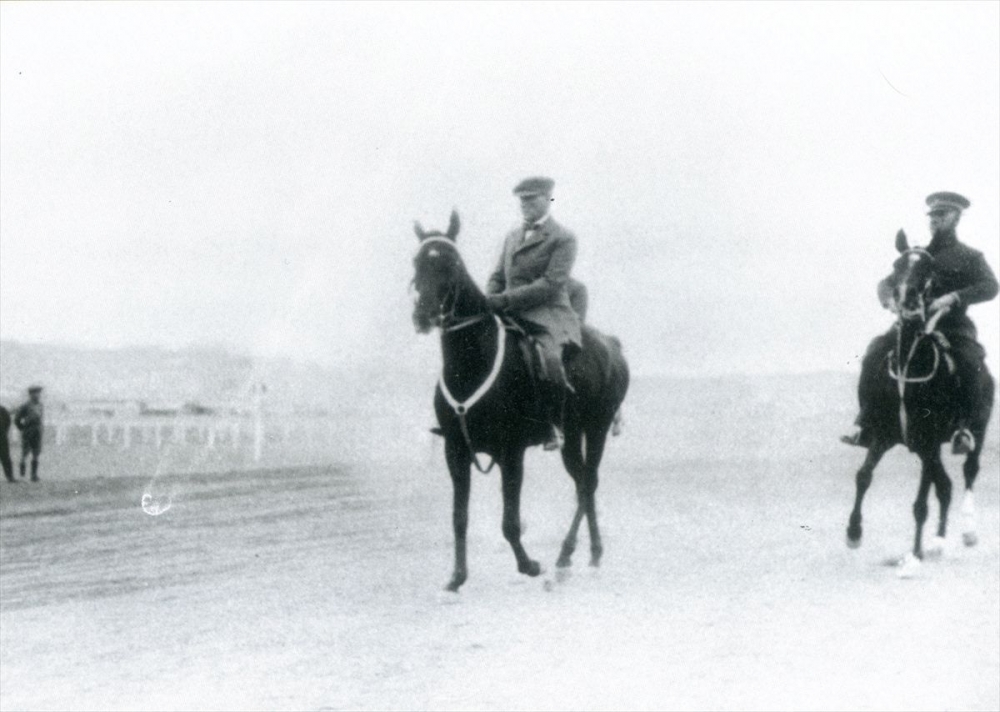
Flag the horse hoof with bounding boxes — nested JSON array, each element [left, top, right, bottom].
[[896, 553, 922, 579], [556, 555, 572, 569], [924, 536, 947, 561], [519, 560, 542, 577], [846, 535, 862, 550], [588, 556, 601, 568], [445, 573, 467, 592], [963, 531, 978, 547]]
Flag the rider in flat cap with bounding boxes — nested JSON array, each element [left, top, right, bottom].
[[844, 192, 999, 453], [486, 177, 582, 450]]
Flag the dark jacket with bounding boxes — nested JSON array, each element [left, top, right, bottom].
[[486, 217, 582, 348], [14, 401, 44, 437], [878, 231, 998, 340]]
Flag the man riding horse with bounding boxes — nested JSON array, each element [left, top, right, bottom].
[[843, 191, 999, 453], [485, 176, 582, 451]]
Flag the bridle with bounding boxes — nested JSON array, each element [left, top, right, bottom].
[[887, 253, 954, 443], [413, 237, 503, 472]]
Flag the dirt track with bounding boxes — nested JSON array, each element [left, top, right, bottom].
[[1, 375, 998, 711]]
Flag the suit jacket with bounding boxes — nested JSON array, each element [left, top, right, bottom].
[[878, 231, 999, 340], [486, 217, 582, 347]]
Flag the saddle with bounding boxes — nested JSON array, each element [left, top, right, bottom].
[[497, 315, 548, 387], [498, 314, 621, 394]]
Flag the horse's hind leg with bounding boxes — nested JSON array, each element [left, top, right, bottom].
[[846, 442, 889, 548], [500, 450, 541, 577], [964, 382, 992, 546], [583, 425, 611, 567], [444, 438, 472, 592], [961, 433, 985, 547], [557, 427, 586, 569]]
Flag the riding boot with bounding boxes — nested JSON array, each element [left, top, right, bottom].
[[19, 461, 26, 479], [543, 390, 566, 451], [30, 460, 39, 482], [540, 364, 568, 452], [951, 342, 985, 455]]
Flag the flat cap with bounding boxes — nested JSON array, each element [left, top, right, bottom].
[[513, 176, 555, 197], [926, 191, 970, 214], [27, 385, 43, 393]]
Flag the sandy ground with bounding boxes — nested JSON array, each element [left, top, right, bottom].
[[1, 374, 998, 711]]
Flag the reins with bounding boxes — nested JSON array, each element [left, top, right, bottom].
[[888, 307, 953, 443]]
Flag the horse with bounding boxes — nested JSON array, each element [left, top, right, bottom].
[[410, 211, 630, 592], [846, 229, 994, 576]]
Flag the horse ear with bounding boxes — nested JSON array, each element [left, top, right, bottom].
[[446, 210, 460, 241], [895, 229, 909, 253], [414, 221, 426, 241]]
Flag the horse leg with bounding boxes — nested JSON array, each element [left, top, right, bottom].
[[583, 425, 610, 567], [444, 438, 472, 592], [846, 442, 889, 548], [557, 427, 586, 568], [962, 410, 989, 546], [925, 452, 952, 559], [500, 450, 541, 577], [910, 455, 935, 561]]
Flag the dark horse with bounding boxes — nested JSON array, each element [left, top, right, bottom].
[[411, 211, 629, 591], [846, 230, 994, 575]]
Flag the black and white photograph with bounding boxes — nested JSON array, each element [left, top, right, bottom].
[[1, 2, 998, 710]]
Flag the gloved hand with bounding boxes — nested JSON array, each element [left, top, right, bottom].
[[485, 294, 508, 312], [929, 292, 959, 313]]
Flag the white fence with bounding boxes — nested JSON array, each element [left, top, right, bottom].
[[6, 413, 340, 472]]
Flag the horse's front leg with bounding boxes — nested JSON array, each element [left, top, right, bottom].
[[500, 450, 541, 577], [923, 452, 952, 560], [846, 442, 889, 548], [911, 457, 935, 560], [444, 437, 472, 592]]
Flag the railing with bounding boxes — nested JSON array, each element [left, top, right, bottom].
[[7, 414, 338, 465]]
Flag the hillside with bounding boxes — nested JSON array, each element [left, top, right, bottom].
[[0, 340, 348, 412]]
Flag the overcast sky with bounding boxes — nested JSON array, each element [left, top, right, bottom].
[[1, 1, 998, 378]]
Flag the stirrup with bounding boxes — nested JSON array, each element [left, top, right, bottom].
[[951, 429, 976, 455]]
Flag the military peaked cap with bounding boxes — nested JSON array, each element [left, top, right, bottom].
[[27, 385, 43, 393], [513, 176, 555, 197], [926, 191, 971, 214]]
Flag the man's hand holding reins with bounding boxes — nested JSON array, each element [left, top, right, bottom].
[[929, 292, 960, 313]]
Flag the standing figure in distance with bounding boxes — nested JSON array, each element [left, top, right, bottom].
[[15, 385, 45, 482], [486, 176, 583, 450], [0, 403, 14, 484], [843, 192, 998, 453]]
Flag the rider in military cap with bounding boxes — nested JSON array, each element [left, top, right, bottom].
[[844, 192, 998, 452]]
